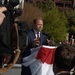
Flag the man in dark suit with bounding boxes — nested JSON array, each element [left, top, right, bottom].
[[53, 45, 75, 75], [21, 18, 51, 75]]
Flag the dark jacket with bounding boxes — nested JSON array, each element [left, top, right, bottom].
[[22, 29, 48, 57]]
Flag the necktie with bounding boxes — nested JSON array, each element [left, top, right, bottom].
[[37, 32, 40, 39], [37, 32, 40, 46]]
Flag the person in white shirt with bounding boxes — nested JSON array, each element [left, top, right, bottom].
[[21, 17, 52, 75]]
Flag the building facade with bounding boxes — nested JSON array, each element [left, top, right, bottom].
[[26, 0, 75, 10], [26, 0, 47, 3], [54, 0, 75, 11]]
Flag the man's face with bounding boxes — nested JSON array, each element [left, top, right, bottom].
[[35, 19, 43, 32]]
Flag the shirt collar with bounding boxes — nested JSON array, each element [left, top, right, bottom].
[[33, 29, 40, 38]]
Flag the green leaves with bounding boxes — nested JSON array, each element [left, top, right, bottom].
[[42, 1, 67, 42]]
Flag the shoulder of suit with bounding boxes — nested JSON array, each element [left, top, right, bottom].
[[27, 29, 34, 33], [42, 32, 47, 36]]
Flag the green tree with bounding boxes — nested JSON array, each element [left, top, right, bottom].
[[64, 9, 75, 36], [36, 0, 54, 12], [42, 1, 68, 42]]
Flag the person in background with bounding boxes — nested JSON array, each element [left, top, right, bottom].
[[22, 17, 52, 57], [53, 45, 75, 75], [21, 17, 52, 75]]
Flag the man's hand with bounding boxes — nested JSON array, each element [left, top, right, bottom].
[[32, 38, 40, 47], [47, 39, 53, 46]]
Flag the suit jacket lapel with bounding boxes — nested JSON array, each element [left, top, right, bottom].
[[31, 29, 36, 39], [40, 32, 43, 45]]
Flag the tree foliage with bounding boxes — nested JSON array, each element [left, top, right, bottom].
[[41, 0, 68, 42], [20, 2, 43, 28], [64, 9, 75, 38], [19, 0, 74, 42]]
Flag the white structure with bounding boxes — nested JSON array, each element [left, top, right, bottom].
[[19, 0, 25, 9]]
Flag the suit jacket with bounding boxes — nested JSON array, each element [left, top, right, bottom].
[[22, 29, 48, 57]]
